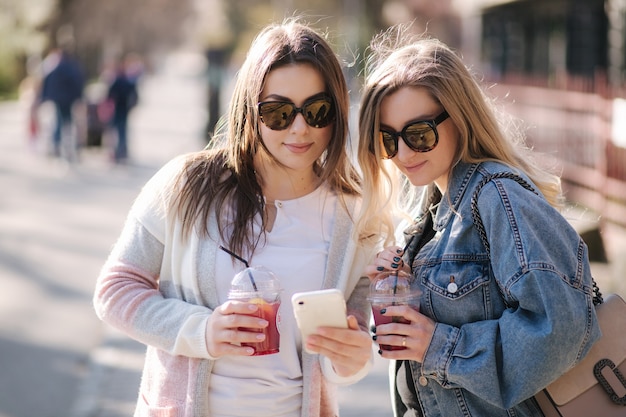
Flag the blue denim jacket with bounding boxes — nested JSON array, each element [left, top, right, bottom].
[[395, 161, 601, 417]]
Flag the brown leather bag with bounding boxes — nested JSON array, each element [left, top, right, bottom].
[[534, 293, 626, 417]]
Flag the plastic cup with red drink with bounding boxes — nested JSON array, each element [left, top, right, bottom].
[[228, 266, 281, 356], [368, 270, 421, 351]]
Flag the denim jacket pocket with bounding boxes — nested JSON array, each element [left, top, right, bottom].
[[417, 257, 497, 326]]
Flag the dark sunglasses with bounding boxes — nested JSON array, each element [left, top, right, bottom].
[[378, 110, 449, 159], [258, 94, 335, 131]]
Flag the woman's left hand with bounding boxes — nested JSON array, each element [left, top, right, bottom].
[[373, 305, 436, 363], [305, 315, 372, 377]]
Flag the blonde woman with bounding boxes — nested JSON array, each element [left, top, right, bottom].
[[356, 26, 600, 417]]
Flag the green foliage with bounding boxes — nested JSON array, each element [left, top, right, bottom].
[[0, 52, 20, 101]]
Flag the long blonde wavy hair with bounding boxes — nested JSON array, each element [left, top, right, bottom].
[[356, 25, 563, 247]]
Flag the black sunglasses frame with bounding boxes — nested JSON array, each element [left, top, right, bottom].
[[258, 94, 335, 131], [378, 110, 450, 159]]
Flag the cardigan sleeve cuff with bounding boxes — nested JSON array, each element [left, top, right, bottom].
[[319, 346, 375, 385]]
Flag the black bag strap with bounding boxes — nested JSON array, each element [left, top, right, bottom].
[[403, 210, 436, 268], [470, 172, 603, 305], [470, 172, 537, 254]]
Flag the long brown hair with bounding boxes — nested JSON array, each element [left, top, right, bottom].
[[171, 19, 360, 260]]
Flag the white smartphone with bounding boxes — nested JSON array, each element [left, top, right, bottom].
[[291, 289, 348, 354]]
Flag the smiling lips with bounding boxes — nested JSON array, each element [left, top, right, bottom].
[[404, 160, 427, 173], [284, 143, 314, 153]]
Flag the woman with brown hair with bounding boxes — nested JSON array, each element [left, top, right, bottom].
[[94, 19, 378, 417]]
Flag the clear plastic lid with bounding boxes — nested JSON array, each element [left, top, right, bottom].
[[228, 266, 281, 301], [368, 270, 420, 303]]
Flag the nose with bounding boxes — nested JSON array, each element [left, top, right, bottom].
[[395, 135, 413, 159], [289, 111, 309, 133]]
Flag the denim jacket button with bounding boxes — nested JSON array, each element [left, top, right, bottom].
[[447, 275, 458, 293], [418, 375, 428, 386]]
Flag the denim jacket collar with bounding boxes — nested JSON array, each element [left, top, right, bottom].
[[432, 162, 479, 231]]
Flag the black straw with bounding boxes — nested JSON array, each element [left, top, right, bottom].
[[219, 245, 258, 291], [246, 270, 259, 292], [393, 239, 413, 297], [219, 245, 250, 268]]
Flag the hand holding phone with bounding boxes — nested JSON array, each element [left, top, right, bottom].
[[291, 289, 348, 354]]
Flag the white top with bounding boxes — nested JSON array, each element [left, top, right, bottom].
[[209, 185, 337, 417]]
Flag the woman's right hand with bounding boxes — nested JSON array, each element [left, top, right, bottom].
[[205, 301, 268, 357], [364, 245, 410, 280]]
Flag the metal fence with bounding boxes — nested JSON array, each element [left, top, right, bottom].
[[488, 74, 626, 229]]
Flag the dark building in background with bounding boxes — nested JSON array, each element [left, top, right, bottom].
[[458, 0, 626, 229], [481, 0, 606, 78], [478, 0, 621, 87]]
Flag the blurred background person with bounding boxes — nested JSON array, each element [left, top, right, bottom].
[[106, 56, 139, 164], [40, 34, 85, 161]]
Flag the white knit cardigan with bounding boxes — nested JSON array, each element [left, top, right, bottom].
[[94, 155, 378, 417]]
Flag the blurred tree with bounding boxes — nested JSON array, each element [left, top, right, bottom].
[[0, 0, 447, 99], [41, 0, 195, 79], [218, 0, 387, 61], [0, 0, 52, 97], [0, 0, 389, 90]]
